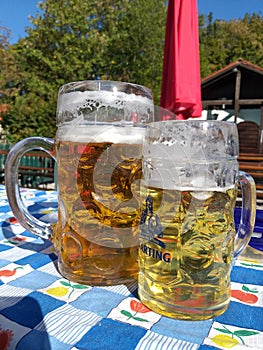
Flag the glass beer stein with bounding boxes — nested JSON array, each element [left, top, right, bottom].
[[5, 80, 154, 285], [138, 120, 256, 320]]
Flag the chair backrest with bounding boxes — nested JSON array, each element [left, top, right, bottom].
[[237, 121, 261, 153]]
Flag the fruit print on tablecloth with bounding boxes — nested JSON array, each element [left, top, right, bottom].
[[39, 278, 91, 302], [203, 321, 262, 349], [231, 282, 263, 306], [108, 297, 161, 329], [0, 264, 33, 283]]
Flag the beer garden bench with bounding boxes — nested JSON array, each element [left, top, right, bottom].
[[0, 148, 55, 189], [238, 153, 263, 201], [237, 121, 263, 202]]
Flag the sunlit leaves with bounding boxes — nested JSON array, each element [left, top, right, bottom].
[[0, 4, 262, 142], [1, 0, 167, 142], [199, 13, 263, 77]]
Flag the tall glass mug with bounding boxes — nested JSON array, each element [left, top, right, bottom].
[[138, 120, 256, 320], [5, 80, 154, 285]]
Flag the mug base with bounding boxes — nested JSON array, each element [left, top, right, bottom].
[[138, 291, 229, 321], [58, 264, 138, 286]]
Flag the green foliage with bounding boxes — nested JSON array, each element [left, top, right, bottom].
[[199, 12, 263, 77], [1, 0, 167, 142], [0, 3, 263, 142]]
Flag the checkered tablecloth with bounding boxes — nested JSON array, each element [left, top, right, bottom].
[[0, 185, 262, 350]]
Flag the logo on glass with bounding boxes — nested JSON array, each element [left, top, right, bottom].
[[140, 196, 171, 263]]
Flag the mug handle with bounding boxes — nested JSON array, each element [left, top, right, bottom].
[[5, 137, 56, 240], [235, 171, 256, 257]]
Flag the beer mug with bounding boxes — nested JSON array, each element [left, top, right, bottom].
[[138, 120, 256, 320], [5, 80, 154, 285]]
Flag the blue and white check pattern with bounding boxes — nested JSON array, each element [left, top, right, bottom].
[[0, 185, 262, 350]]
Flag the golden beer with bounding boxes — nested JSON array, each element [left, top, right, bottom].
[[138, 185, 238, 320], [4, 80, 156, 285], [52, 136, 143, 285]]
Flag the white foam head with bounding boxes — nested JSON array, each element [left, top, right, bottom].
[[56, 81, 154, 128], [58, 90, 153, 112], [56, 124, 147, 143]]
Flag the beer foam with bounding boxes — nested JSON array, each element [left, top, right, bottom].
[[57, 89, 154, 123], [142, 160, 237, 192], [58, 89, 152, 108], [56, 124, 146, 143], [143, 178, 236, 192]]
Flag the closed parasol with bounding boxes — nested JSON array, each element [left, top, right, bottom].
[[160, 0, 202, 119]]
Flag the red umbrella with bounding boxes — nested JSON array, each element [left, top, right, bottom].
[[160, 0, 202, 120]]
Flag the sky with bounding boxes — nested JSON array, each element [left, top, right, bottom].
[[0, 0, 262, 44]]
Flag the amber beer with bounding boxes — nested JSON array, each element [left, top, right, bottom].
[[52, 125, 145, 285], [139, 184, 238, 320], [4, 80, 156, 285]]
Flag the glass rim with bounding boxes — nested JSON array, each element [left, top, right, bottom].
[[147, 119, 237, 128], [58, 79, 153, 100]]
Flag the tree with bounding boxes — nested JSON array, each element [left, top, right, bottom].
[[0, 27, 24, 99], [223, 14, 263, 66], [1, 3, 263, 143], [1, 0, 166, 142], [199, 13, 263, 78], [0, 26, 27, 142]]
